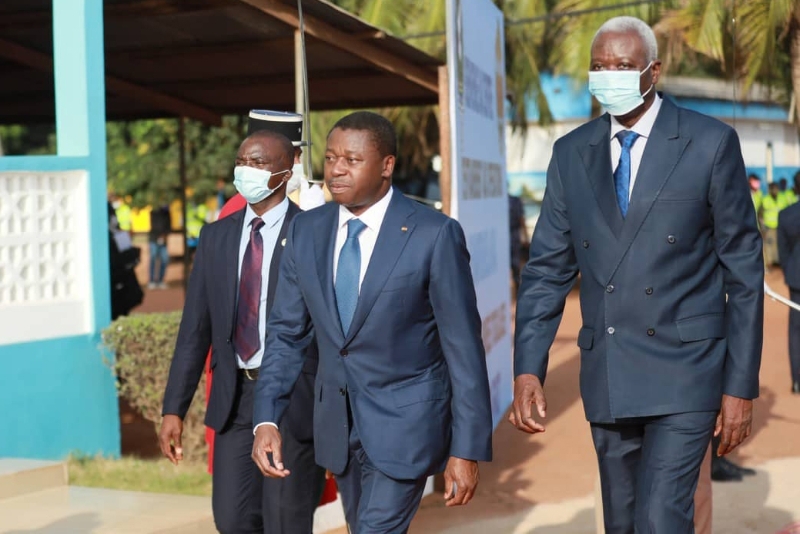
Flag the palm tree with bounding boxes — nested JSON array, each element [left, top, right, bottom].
[[306, 0, 442, 179], [657, 0, 797, 120]]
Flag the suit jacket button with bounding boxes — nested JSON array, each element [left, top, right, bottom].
[[645, 287, 653, 295], [667, 235, 676, 244], [339, 388, 346, 396], [340, 349, 348, 357], [607, 327, 615, 335], [226, 338, 231, 344], [582, 240, 590, 248], [647, 328, 655, 336], [606, 285, 614, 293]]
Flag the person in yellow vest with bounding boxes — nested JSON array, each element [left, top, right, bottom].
[[185, 199, 208, 260], [112, 194, 133, 233], [763, 182, 788, 266], [748, 174, 763, 218], [779, 177, 797, 206]]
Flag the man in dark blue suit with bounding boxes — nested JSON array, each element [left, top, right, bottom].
[[511, 16, 763, 533], [778, 202, 800, 394], [252, 111, 493, 533], [160, 129, 324, 533]]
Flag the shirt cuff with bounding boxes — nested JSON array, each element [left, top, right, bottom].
[[253, 422, 278, 435]]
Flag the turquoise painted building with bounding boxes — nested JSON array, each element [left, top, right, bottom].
[[0, 0, 120, 459]]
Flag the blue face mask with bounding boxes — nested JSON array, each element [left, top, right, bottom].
[[233, 166, 289, 204], [588, 62, 654, 116]]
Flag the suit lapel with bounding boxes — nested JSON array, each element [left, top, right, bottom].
[[604, 98, 691, 283], [344, 193, 416, 345], [313, 204, 342, 340], [265, 201, 300, 320], [579, 115, 625, 238], [223, 209, 246, 337], [618, 99, 690, 249]]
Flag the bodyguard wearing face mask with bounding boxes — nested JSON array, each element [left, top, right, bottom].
[[220, 109, 326, 214], [511, 16, 763, 533], [160, 129, 325, 534]]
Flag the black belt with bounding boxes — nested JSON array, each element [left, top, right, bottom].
[[238, 368, 259, 381]]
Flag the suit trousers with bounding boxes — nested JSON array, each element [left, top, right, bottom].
[[335, 400, 427, 534], [213, 372, 325, 534], [789, 290, 800, 385], [591, 411, 716, 534]]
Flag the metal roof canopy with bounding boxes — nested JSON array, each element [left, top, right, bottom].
[[0, 0, 443, 126]]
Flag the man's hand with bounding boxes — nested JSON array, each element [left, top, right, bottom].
[[252, 425, 291, 478], [443, 457, 479, 507], [159, 415, 184, 465], [715, 394, 753, 456], [509, 374, 547, 434]]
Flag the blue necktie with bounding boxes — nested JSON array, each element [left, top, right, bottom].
[[335, 218, 367, 334], [614, 130, 640, 218]]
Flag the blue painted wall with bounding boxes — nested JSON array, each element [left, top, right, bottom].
[[0, 0, 119, 460], [0, 336, 119, 459], [519, 74, 790, 125], [520, 73, 592, 122]]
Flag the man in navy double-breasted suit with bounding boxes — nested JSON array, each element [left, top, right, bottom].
[[252, 111, 493, 533], [511, 16, 764, 533]]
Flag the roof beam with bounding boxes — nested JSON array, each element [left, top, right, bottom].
[[106, 36, 297, 60], [238, 0, 438, 94], [0, 36, 222, 125], [0, 1, 227, 29]]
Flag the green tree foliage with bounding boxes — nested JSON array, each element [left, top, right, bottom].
[[0, 124, 55, 155], [658, 0, 796, 111], [106, 116, 247, 207]]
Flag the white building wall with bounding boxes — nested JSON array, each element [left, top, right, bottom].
[[718, 119, 800, 172], [507, 119, 800, 178], [0, 170, 93, 345]]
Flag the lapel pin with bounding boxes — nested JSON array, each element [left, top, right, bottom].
[[401, 226, 408, 232], [281, 238, 286, 246]]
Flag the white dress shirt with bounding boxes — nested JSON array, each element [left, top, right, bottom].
[[236, 198, 288, 369], [610, 94, 663, 199], [333, 187, 394, 290]]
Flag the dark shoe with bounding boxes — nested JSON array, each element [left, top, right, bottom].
[[711, 458, 743, 482], [792, 381, 800, 394], [718, 456, 756, 476]]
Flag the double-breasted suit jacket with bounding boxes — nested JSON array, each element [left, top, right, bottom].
[[515, 97, 764, 422]]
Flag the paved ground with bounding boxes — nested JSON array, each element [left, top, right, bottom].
[[129, 241, 800, 533]]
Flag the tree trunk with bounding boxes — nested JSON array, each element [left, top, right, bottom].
[[791, 8, 800, 126]]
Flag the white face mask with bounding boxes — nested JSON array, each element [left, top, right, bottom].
[[588, 61, 654, 116], [286, 162, 305, 195], [233, 166, 289, 204]]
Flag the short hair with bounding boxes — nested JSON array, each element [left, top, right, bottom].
[[329, 111, 397, 157], [592, 16, 658, 63], [748, 173, 761, 181], [242, 130, 294, 163]]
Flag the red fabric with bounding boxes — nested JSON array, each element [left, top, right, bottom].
[[206, 194, 246, 474], [204, 193, 339, 505], [319, 478, 338, 505]]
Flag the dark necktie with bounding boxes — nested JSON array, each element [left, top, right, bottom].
[[614, 130, 640, 218], [335, 218, 367, 335], [233, 217, 265, 362]]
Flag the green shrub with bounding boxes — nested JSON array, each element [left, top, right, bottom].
[[102, 311, 208, 462]]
